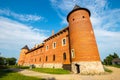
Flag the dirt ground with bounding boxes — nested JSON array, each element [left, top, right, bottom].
[[17, 66, 120, 80]]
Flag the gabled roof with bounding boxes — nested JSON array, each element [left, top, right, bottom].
[[26, 43, 44, 53], [21, 45, 29, 50], [112, 58, 120, 62], [67, 5, 91, 22]]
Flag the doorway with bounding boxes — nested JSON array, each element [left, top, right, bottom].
[[75, 64, 80, 73]]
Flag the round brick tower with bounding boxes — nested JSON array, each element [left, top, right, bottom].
[[67, 5, 104, 74], [18, 45, 29, 66]]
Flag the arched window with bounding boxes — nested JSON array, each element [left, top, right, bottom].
[[53, 42, 56, 49], [63, 53, 66, 60], [62, 38, 66, 46], [46, 45, 49, 51], [53, 54, 55, 61]]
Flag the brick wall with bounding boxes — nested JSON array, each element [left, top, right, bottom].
[[18, 29, 71, 68]]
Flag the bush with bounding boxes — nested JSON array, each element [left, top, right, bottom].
[[112, 64, 120, 68], [104, 67, 112, 73]]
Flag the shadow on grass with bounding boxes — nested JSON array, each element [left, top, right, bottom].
[[0, 69, 14, 78], [0, 68, 56, 80], [48, 77, 56, 80]]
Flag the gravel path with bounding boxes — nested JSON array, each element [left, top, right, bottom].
[[15, 66, 120, 80]]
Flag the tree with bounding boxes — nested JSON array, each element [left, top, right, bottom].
[[103, 52, 119, 65], [6, 57, 17, 65], [113, 52, 119, 58], [0, 57, 5, 65]]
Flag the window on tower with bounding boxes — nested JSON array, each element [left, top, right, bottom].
[[82, 16, 85, 18], [71, 49, 75, 58], [73, 18, 75, 21]]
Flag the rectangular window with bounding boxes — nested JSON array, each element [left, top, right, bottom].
[[39, 58, 41, 62], [53, 42, 56, 49], [46, 45, 49, 51], [46, 56, 48, 61], [63, 52, 66, 60], [53, 55, 55, 61], [71, 49, 75, 58], [62, 38, 66, 46]]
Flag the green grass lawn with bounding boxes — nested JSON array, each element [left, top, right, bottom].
[[31, 68, 70, 74], [0, 69, 45, 80]]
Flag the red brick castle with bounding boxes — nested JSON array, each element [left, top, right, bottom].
[[18, 5, 104, 74]]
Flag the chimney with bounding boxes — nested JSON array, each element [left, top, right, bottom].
[[52, 30, 54, 36]]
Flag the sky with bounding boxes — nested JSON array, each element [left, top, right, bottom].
[[0, 0, 120, 61]]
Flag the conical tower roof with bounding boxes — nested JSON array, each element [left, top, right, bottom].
[[67, 5, 91, 22], [21, 45, 29, 50], [73, 5, 81, 10]]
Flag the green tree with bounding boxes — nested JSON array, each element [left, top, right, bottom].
[[6, 57, 17, 65], [0, 57, 5, 65], [103, 52, 119, 65], [113, 52, 119, 58]]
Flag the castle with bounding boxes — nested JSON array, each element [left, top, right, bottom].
[[18, 5, 104, 74]]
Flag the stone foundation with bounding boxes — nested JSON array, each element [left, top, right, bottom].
[[22, 63, 63, 69], [29, 63, 63, 69], [43, 63, 63, 68], [23, 63, 30, 66], [72, 61, 104, 74]]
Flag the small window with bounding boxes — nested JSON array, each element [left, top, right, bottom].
[[73, 18, 75, 21], [62, 38, 66, 46], [63, 53, 66, 60], [53, 42, 56, 49], [82, 16, 85, 18], [71, 49, 75, 58], [46, 45, 49, 50], [46, 56, 48, 61], [53, 55, 55, 61], [35, 59, 36, 62]]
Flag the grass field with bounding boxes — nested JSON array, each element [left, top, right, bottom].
[[0, 69, 45, 80], [31, 68, 70, 74]]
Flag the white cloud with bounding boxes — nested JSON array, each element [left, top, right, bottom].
[[50, 0, 120, 60], [0, 16, 48, 58], [0, 9, 44, 21]]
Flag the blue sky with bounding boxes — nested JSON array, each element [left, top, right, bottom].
[[0, 0, 120, 61]]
